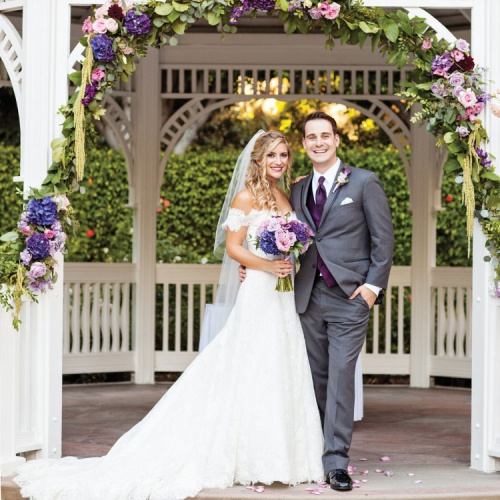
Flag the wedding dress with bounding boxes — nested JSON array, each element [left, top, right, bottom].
[[15, 208, 324, 500]]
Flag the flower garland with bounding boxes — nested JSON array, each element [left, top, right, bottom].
[[1, 0, 500, 329]]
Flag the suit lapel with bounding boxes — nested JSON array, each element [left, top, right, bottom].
[[319, 162, 345, 226], [300, 174, 316, 230]]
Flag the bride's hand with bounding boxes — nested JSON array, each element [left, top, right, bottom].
[[271, 259, 293, 278]]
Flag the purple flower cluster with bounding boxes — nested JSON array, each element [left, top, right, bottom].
[[124, 10, 151, 35], [90, 33, 115, 62], [82, 82, 99, 107], [258, 230, 281, 255], [475, 148, 492, 169], [27, 197, 58, 226], [18, 196, 69, 293], [229, 0, 276, 24]]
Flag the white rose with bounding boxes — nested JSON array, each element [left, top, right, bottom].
[[105, 18, 119, 33]]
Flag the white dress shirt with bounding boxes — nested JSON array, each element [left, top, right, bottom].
[[311, 158, 381, 298]]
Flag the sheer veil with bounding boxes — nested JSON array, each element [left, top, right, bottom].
[[198, 130, 266, 351]]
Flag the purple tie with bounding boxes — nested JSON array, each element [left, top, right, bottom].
[[316, 176, 327, 218], [315, 176, 336, 287]]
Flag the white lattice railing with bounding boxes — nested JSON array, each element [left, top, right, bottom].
[[62, 263, 472, 378], [160, 64, 408, 100]]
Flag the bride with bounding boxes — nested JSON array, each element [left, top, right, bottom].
[[14, 130, 325, 500]]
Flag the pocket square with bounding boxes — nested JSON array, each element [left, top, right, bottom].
[[340, 197, 353, 206]]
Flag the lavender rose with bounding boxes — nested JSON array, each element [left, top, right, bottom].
[[90, 33, 115, 62], [27, 197, 58, 226], [455, 126, 469, 138], [26, 262, 48, 280], [26, 233, 51, 260], [448, 71, 465, 88], [124, 10, 151, 35]]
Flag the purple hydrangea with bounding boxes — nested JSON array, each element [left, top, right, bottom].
[[258, 230, 281, 255], [27, 197, 58, 226], [20, 250, 32, 267], [124, 10, 151, 35], [289, 220, 309, 244], [27, 278, 52, 293], [26, 233, 51, 260], [230, 0, 275, 23], [90, 33, 115, 62], [431, 53, 454, 75]]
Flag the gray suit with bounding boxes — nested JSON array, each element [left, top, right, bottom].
[[290, 162, 394, 472]]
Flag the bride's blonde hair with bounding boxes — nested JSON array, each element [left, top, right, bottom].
[[245, 131, 293, 212]]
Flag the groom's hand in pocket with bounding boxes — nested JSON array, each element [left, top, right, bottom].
[[349, 285, 376, 308]]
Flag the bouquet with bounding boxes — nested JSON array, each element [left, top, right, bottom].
[[254, 213, 314, 292]]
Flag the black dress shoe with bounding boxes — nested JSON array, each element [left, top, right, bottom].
[[327, 469, 353, 491]]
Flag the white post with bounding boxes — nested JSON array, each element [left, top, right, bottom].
[[12, 0, 70, 465], [132, 48, 161, 384], [470, 0, 500, 473], [409, 121, 440, 388]]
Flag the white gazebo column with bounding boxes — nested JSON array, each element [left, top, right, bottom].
[[409, 121, 440, 388], [470, 0, 500, 473], [0, 0, 71, 473], [132, 48, 161, 384]]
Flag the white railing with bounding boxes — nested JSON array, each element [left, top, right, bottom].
[[62, 263, 472, 379]]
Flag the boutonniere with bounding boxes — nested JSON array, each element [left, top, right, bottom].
[[333, 167, 351, 193]]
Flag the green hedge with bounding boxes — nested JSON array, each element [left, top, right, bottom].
[[0, 143, 470, 267]]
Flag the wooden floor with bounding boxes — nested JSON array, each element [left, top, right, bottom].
[[3, 384, 500, 500]]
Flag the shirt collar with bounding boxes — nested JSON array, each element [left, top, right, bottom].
[[313, 158, 341, 186]]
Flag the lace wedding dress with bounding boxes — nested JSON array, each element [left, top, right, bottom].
[[15, 209, 324, 500]]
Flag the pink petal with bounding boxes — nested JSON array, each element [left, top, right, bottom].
[[353, 484, 361, 488], [414, 480, 422, 484], [375, 469, 384, 473], [360, 470, 369, 475], [361, 479, 368, 483], [352, 479, 360, 484], [408, 472, 415, 477], [254, 486, 265, 493], [347, 465, 356, 473], [384, 470, 394, 477], [358, 457, 368, 461], [380, 456, 391, 462], [316, 481, 327, 487]]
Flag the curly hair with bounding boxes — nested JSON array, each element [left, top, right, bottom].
[[245, 131, 293, 212]]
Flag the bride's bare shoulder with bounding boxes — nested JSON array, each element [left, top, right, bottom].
[[231, 189, 256, 214]]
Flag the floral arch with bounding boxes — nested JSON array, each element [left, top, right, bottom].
[[0, 0, 499, 328]]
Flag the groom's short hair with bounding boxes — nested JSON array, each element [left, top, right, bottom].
[[302, 111, 338, 137]]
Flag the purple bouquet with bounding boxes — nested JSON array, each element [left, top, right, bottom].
[[254, 213, 314, 292]]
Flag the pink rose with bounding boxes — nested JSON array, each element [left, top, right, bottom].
[[82, 17, 94, 34], [318, 2, 330, 15], [27, 262, 48, 280], [123, 46, 134, 55], [432, 69, 447, 77], [92, 18, 108, 34], [458, 88, 477, 108], [468, 114, 477, 123], [324, 2, 340, 20], [53, 194, 70, 211], [91, 68, 106, 82], [44, 229, 56, 239], [267, 217, 285, 232], [473, 102, 485, 115], [276, 231, 296, 252], [451, 49, 464, 62], [105, 17, 119, 33], [421, 39, 432, 50], [21, 226, 31, 236], [491, 102, 500, 118], [95, 4, 110, 18]]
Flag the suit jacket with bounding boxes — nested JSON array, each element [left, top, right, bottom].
[[290, 162, 394, 314]]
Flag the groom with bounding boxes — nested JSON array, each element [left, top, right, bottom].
[[290, 111, 394, 491]]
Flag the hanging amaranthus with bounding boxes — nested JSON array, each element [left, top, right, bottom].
[[462, 126, 482, 256], [74, 41, 94, 182]]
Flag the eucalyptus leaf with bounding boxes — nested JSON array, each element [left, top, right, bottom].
[[0, 232, 18, 243]]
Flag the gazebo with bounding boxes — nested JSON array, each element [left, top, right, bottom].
[[0, 0, 498, 477]]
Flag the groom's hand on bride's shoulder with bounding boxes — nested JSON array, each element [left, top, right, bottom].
[[238, 265, 247, 283]]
